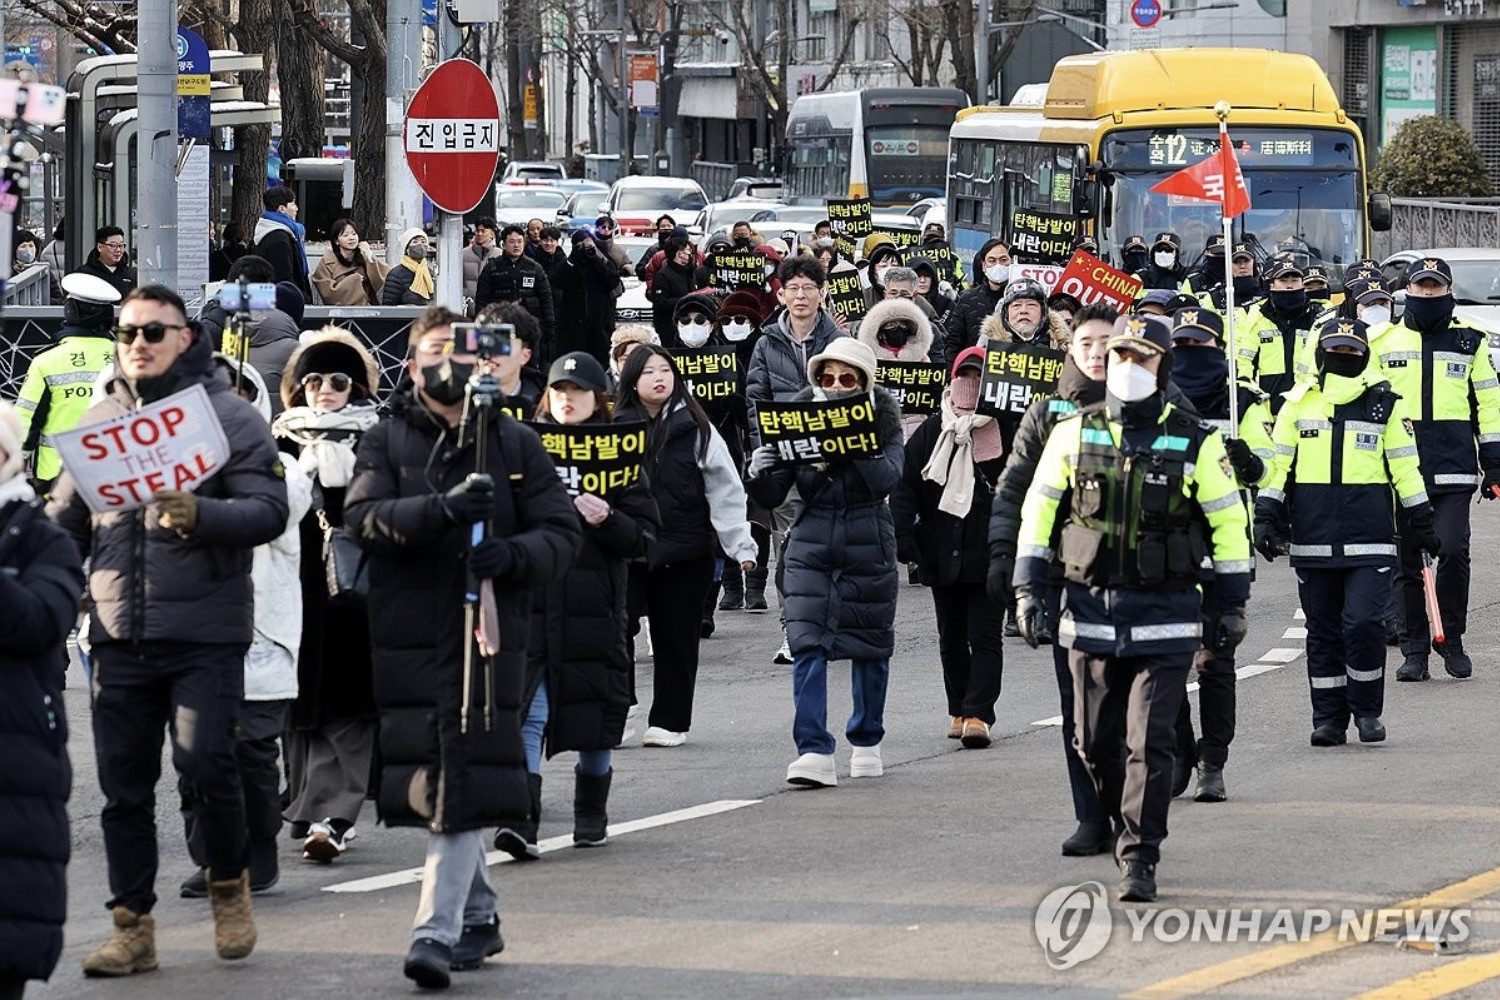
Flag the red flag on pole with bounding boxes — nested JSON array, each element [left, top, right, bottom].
[[1149, 128, 1251, 219]]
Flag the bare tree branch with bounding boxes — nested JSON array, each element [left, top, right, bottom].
[[289, 0, 367, 67]]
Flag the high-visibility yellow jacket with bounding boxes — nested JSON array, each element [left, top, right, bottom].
[[14, 333, 114, 482]]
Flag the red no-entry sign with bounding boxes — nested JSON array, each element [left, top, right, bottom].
[[403, 59, 501, 215]]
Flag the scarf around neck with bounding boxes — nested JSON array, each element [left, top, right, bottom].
[[921, 385, 1002, 518], [272, 404, 380, 488], [405, 253, 435, 300], [261, 210, 307, 273]]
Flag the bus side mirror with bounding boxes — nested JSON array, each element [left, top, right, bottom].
[[1073, 178, 1097, 218], [1369, 192, 1392, 232]]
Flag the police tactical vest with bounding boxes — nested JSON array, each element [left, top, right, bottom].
[[1060, 406, 1211, 589]]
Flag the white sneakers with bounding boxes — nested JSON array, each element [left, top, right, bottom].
[[618, 704, 639, 747], [642, 726, 686, 747], [787, 745, 883, 786], [786, 752, 837, 787], [849, 745, 883, 778]]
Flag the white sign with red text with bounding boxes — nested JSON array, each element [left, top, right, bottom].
[[52, 384, 231, 514], [1009, 262, 1065, 294]]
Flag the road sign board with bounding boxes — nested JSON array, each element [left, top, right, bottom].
[[176, 28, 211, 139], [1131, 0, 1162, 28], [403, 59, 502, 215]]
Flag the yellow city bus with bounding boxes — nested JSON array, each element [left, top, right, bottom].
[[947, 48, 1390, 280]]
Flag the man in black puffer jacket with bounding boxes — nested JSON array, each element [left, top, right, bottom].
[[0, 401, 85, 1000], [945, 237, 1011, 361], [49, 286, 290, 977], [475, 225, 557, 353], [344, 305, 581, 987]]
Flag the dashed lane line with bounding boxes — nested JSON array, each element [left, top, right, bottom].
[[322, 799, 761, 894]]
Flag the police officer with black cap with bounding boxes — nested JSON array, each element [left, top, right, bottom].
[[1235, 253, 1324, 410], [1120, 234, 1150, 276], [1133, 232, 1189, 291], [1255, 318, 1437, 744], [1014, 314, 1252, 903], [1186, 235, 1227, 298], [1205, 241, 1264, 314]]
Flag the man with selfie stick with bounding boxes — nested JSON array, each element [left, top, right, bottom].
[[344, 305, 580, 987]]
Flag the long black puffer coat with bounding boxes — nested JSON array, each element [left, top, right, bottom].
[[525, 417, 660, 754], [943, 238, 1008, 361], [0, 497, 84, 983], [746, 387, 905, 659], [344, 390, 582, 832]]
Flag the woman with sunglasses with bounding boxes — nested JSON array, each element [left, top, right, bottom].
[[311, 218, 390, 307], [613, 345, 757, 747], [270, 328, 382, 863], [495, 352, 661, 859], [746, 337, 905, 788]]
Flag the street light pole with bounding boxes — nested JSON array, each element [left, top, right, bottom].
[[136, 0, 179, 289]]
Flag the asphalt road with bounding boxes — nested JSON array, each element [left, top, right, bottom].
[[28, 510, 1500, 999]]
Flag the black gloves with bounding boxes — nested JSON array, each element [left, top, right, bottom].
[[469, 537, 514, 580], [1252, 520, 1287, 562], [1481, 469, 1500, 500], [1223, 437, 1264, 487], [1014, 586, 1043, 649], [1407, 507, 1442, 559], [1215, 607, 1248, 651], [441, 474, 495, 524], [986, 551, 1014, 607]]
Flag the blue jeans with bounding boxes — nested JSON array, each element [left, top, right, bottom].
[[522, 678, 612, 777], [791, 650, 889, 755]]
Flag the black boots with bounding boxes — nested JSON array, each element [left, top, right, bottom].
[[744, 565, 769, 612], [1310, 723, 1348, 747], [1193, 764, 1226, 803], [1396, 653, 1430, 682], [1355, 716, 1387, 743], [718, 562, 745, 610], [573, 768, 612, 848], [1435, 638, 1473, 679], [1118, 860, 1157, 902], [494, 772, 543, 861], [1060, 821, 1113, 857], [701, 582, 718, 638]]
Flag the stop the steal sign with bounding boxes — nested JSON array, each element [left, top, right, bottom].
[[53, 384, 231, 514]]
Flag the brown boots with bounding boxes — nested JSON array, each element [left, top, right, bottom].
[[209, 870, 258, 960], [82, 907, 159, 977]]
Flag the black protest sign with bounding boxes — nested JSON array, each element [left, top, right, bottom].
[[754, 396, 882, 465], [876, 360, 948, 416], [1008, 209, 1079, 265], [499, 395, 536, 421], [669, 345, 740, 404], [825, 268, 867, 322], [708, 250, 769, 291], [875, 229, 922, 251], [977, 341, 1066, 417], [826, 197, 873, 260], [527, 421, 648, 497], [908, 243, 962, 285]]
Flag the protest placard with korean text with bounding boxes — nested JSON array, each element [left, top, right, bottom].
[[527, 421, 648, 498], [708, 250, 769, 291], [875, 360, 947, 416], [1008, 209, 1079, 265], [669, 345, 740, 404], [825, 268, 868, 322], [976, 341, 1066, 417], [826, 197, 873, 260], [754, 396, 881, 465]]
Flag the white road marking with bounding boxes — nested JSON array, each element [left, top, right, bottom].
[[321, 799, 762, 894], [1259, 647, 1304, 663], [1283, 627, 1308, 640], [1294, 607, 1306, 620]]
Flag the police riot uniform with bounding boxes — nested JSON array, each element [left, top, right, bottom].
[[1254, 320, 1434, 742], [1374, 259, 1500, 678], [1014, 316, 1251, 898], [1233, 259, 1324, 413]]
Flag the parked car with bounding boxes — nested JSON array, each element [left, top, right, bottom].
[[492, 185, 570, 227], [747, 205, 827, 227], [725, 177, 783, 201], [691, 199, 784, 249], [613, 235, 659, 326], [556, 186, 612, 231], [601, 177, 709, 235], [501, 160, 567, 182]]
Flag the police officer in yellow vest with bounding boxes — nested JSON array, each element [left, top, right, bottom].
[[1234, 254, 1324, 412], [1253, 319, 1437, 745], [13, 272, 121, 487], [1014, 314, 1251, 904], [1381, 257, 1500, 682]]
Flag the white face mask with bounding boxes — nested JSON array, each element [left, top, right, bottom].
[[984, 264, 1007, 284], [15, 248, 34, 264], [1360, 304, 1392, 327], [678, 321, 712, 348], [722, 318, 754, 342], [1153, 250, 1176, 269], [1106, 360, 1158, 402], [874, 262, 891, 279]]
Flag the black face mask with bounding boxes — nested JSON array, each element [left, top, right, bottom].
[[1307, 288, 1331, 301], [878, 323, 912, 349], [1170, 344, 1229, 399], [1404, 293, 1455, 331], [1317, 349, 1368, 381], [1201, 258, 1225, 283], [420, 358, 473, 406], [1269, 289, 1308, 313], [1233, 274, 1261, 297], [1124, 251, 1149, 274], [733, 237, 754, 249]]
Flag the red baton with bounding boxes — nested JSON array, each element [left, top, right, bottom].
[[1421, 551, 1445, 645]]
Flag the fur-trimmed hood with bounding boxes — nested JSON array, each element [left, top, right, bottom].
[[858, 296, 934, 362], [280, 326, 381, 410], [979, 308, 1069, 351]]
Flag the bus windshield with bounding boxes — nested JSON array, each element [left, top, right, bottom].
[[865, 124, 950, 203], [1100, 127, 1365, 272]]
